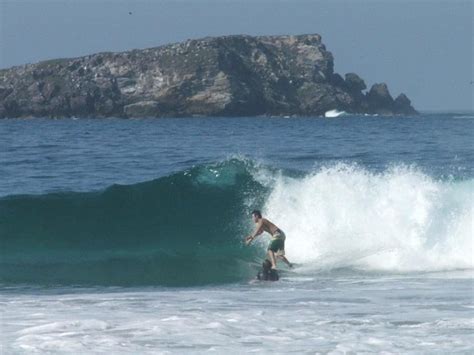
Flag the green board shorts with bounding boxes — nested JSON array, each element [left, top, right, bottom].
[[268, 230, 286, 255]]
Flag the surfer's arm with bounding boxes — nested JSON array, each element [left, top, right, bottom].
[[248, 221, 264, 241]]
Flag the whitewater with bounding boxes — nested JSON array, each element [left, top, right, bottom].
[[265, 164, 473, 273], [1, 114, 473, 353]]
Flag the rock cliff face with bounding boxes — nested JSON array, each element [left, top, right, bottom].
[[0, 34, 417, 118]]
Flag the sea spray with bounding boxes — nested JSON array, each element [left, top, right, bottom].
[[264, 164, 473, 272]]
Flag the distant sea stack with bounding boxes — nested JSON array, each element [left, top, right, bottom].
[[0, 34, 417, 118]]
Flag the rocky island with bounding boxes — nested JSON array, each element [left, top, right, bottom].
[[0, 34, 417, 118]]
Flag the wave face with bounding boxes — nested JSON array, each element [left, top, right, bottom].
[[0, 159, 268, 286], [1, 159, 472, 286]]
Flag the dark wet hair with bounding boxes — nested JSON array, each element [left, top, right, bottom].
[[262, 259, 272, 270], [251, 210, 262, 218]]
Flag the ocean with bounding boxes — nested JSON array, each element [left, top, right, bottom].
[[1, 113, 473, 353]]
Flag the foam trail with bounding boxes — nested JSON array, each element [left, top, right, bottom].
[[262, 164, 473, 272]]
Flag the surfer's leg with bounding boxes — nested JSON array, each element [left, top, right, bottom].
[[267, 250, 277, 269], [277, 255, 292, 268]]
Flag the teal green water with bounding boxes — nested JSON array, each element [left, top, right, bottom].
[[1, 160, 268, 286]]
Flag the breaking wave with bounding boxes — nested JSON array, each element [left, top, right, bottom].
[[0, 159, 472, 286]]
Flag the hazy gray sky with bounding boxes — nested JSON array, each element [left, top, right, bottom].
[[1, 0, 472, 111]]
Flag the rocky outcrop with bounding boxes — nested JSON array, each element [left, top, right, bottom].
[[0, 34, 417, 118]]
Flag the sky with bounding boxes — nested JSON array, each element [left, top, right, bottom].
[[0, 0, 472, 111]]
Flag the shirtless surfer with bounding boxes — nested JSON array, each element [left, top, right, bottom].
[[245, 210, 292, 270]]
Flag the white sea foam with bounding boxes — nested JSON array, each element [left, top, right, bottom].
[[324, 109, 346, 117], [261, 164, 473, 272], [3, 278, 473, 354]]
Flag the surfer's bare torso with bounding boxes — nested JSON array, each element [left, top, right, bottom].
[[255, 218, 280, 237], [245, 210, 292, 270]]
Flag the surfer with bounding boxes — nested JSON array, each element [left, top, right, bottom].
[[245, 210, 292, 270]]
